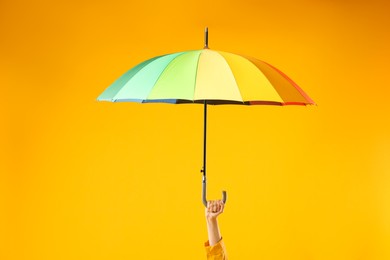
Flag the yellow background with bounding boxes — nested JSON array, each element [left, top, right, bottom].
[[1, 0, 390, 259]]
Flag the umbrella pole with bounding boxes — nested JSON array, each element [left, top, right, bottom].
[[201, 99, 227, 207], [202, 100, 208, 207]]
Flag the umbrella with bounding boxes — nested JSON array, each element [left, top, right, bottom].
[[97, 28, 315, 206]]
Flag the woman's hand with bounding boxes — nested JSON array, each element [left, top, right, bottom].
[[205, 200, 225, 221]]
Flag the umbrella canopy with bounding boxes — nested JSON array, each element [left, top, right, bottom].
[[97, 49, 315, 106]]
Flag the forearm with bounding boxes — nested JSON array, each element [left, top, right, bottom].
[[207, 218, 222, 246]]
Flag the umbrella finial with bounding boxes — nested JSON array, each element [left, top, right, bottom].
[[204, 27, 209, 49]]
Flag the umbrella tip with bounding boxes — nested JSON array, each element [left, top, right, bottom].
[[204, 27, 209, 49]]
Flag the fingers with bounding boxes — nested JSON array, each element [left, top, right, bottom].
[[207, 200, 225, 213], [208, 200, 218, 212], [212, 201, 217, 212], [218, 200, 224, 213], [206, 200, 213, 212]]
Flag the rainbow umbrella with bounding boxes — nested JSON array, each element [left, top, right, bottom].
[[98, 28, 315, 206]]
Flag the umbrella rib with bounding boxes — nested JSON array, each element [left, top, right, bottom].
[[98, 56, 161, 102], [111, 54, 170, 102], [262, 61, 316, 105], [192, 49, 204, 102], [144, 51, 191, 103], [242, 54, 315, 105], [214, 50, 245, 103], [242, 56, 286, 104]]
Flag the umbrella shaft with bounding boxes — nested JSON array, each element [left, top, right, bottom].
[[202, 100, 208, 207], [203, 100, 207, 178], [204, 27, 209, 48]]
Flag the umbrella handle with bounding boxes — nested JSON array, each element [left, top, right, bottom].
[[202, 179, 227, 207]]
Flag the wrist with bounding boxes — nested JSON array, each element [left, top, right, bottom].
[[206, 216, 218, 224]]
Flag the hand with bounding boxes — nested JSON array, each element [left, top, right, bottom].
[[205, 200, 225, 221]]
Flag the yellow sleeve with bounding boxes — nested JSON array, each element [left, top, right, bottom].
[[204, 237, 228, 260]]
